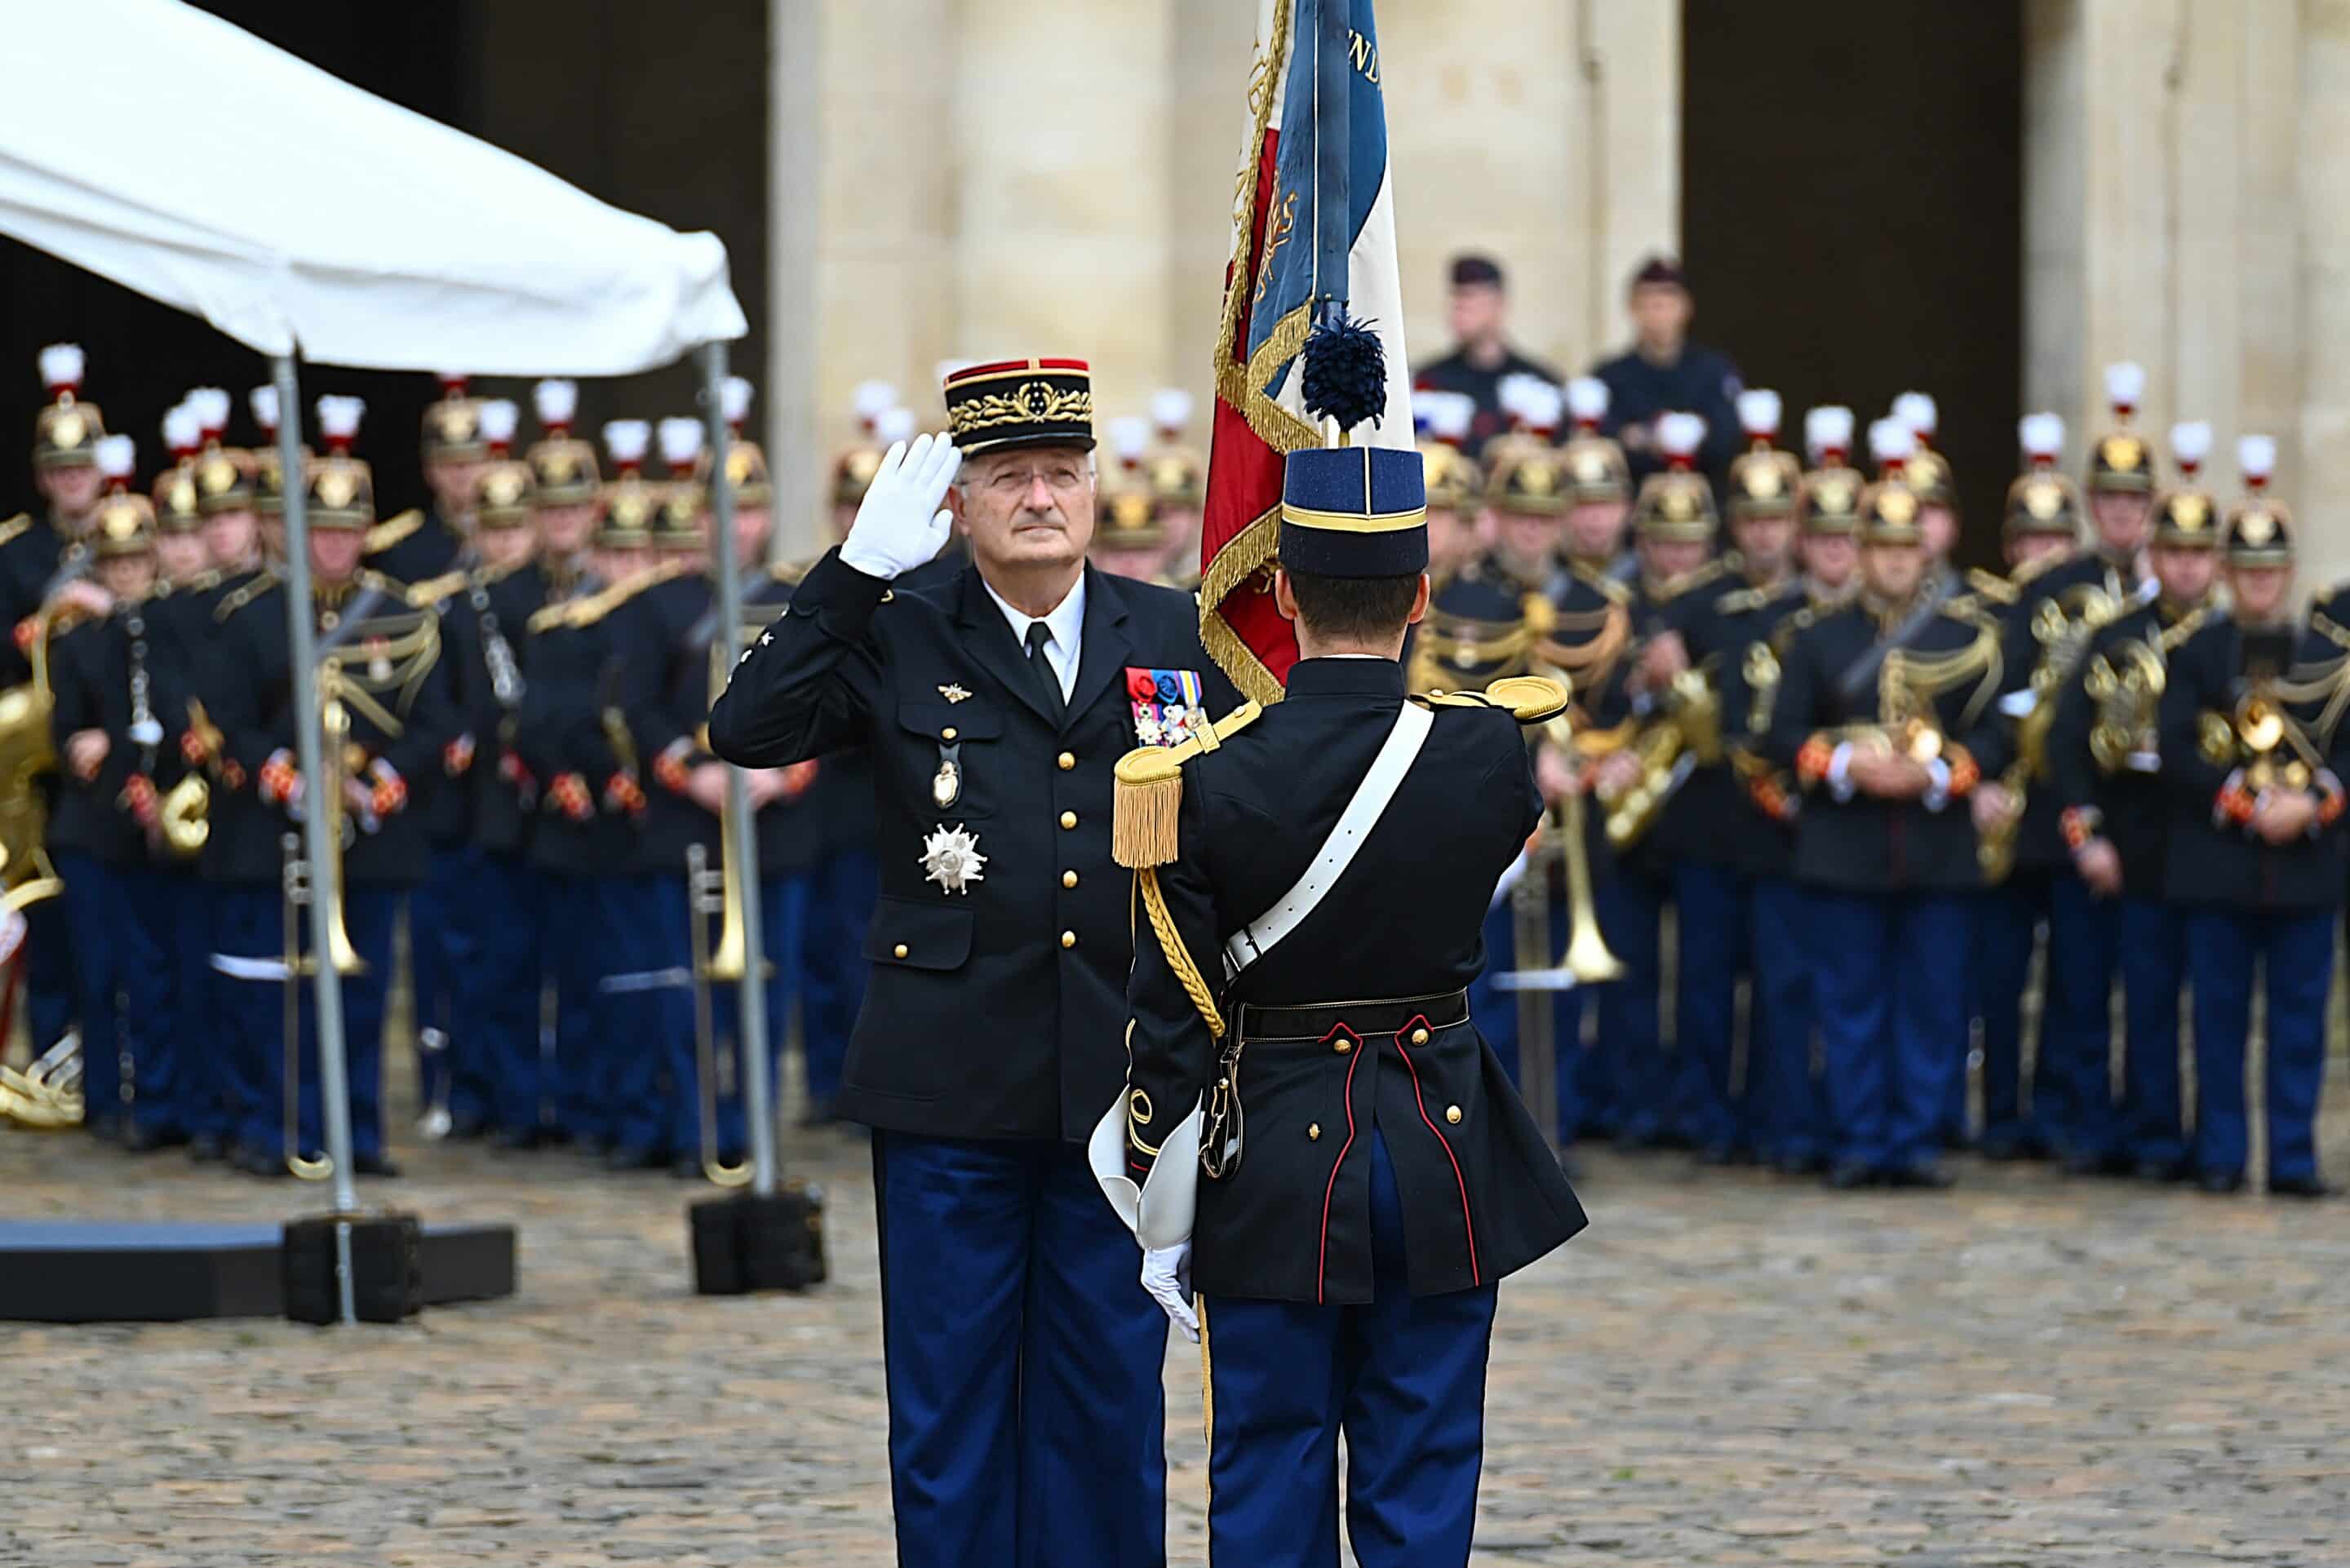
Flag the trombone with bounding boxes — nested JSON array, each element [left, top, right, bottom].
[[273, 683, 366, 1180], [1495, 706, 1628, 994], [681, 618, 774, 1188]]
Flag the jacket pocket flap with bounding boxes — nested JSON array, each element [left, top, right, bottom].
[[863, 894, 975, 971], [898, 701, 1003, 742]]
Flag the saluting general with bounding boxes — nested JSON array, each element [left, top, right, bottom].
[[707, 359, 1239, 1568]]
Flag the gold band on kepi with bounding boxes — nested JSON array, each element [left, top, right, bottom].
[[1278, 445, 1428, 578], [944, 358, 1096, 458]]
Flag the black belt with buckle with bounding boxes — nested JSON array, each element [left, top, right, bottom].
[[1236, 988, 1472, 1043]]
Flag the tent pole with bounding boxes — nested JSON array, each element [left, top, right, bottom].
[[274, 352, 362, 1326], [700, 340, 778, 1198]]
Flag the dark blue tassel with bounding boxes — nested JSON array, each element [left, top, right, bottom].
[[1301, 312, 1387, 435]]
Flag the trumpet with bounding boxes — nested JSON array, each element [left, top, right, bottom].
[[159, 773, 211, 858], [1590, 667, 1719, 850], [1493, 713, 1627, 994]]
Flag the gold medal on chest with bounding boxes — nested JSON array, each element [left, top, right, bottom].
[[932, 754, 961, 808]]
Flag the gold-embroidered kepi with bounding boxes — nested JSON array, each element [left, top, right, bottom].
[[944, 358, 1097, 458]]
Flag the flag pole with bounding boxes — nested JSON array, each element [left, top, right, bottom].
[[1315, 0, 1352, 339]]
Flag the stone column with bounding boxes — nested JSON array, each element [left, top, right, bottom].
[[800, 0, 957, 522], [770, 0, 823, 553], [949, 0, 1176, 438], [2299, 0, 2350, 589], [1581, 0, 1681, 361], [2024, 0, 2313, 563], [1167, 0, 1258, 436]]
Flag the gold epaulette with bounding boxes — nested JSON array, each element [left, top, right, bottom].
[[1966, 567, 2020, 605], [364, 509, 423, 556], [1414, 674, 1570, 725], [215, 571, 282, 623], [406, 569, 469, 609], [771, 555, 819, 588], [0, 514, 29, 550], [1111, 700, 1264, 869]]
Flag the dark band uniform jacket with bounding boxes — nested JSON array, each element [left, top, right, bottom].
[[2157, 612, 2350, 910], [1763, 595, 2007, 893], [704, 548, 1241, 1141], [1105, 658, 1587, 1306]]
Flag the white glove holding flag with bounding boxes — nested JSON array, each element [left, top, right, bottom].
[[1141, 1242, 1199, 1343], [840, 432, 960, 580]]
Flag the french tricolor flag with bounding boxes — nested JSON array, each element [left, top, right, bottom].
[[1199, 0, 1412, 703]]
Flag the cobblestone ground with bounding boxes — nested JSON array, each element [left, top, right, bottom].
[[3, 1086, 2347, 1566]]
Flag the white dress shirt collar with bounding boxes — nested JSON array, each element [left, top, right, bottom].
[[982, 569, 1087, 701]]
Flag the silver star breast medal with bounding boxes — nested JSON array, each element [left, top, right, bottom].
[[920, 824, 987, 895]]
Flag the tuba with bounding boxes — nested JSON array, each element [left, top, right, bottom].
[[0, 609, 73, 1129]]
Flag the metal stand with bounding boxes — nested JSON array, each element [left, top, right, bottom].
[[697, 340, 778, 1197], [272, 352, 361, 1326]]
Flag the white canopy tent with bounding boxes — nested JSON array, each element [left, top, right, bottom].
[[0, 0, 745, 370], [0, 0, 774, 1318]]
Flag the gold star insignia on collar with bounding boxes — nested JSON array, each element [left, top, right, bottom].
[[938, 684, 973, 703]]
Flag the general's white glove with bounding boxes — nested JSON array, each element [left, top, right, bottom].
[[1141, 1242, 1198, 1343], [839, 432, 960, 580]]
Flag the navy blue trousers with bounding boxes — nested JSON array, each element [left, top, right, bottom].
[[1813, 889, 1972, 1173], [2045, 872, 2121, 1159], [465, 852, 548, 1136], [592, 872, 676, 1158], [658, 870, 804, 1158], [544, 871, 627, 1145], [1673, 860, 1749, 1152], [2184, 906, 2334, 1185], [797, 845, 877, 1113], [208, 884, 277, 1141], [1202, 1132, 1499, 1568], [1749, 876, 1827, 1166], [409, 844, 492, 1130], [872, 1132, 1168, 1568], [171, 874, 235, 1143], [1583, 871, 1665, 1140], [2116, 897, 2189, 1168], [216, 883, 393, 1162], [56, 850, 179, 1136], [22, 892, 74, 1055], [1971, 871, 2052, 1147]]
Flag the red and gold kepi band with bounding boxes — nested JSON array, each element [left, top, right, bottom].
[[943, 357, 1096, 458]]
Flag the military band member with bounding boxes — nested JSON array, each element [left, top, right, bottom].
[[1726, 419, 1863, 1172], [1672, 391, 1804, 1163], [50, 439, 180, 1145], [454, 410, 551, 1147], [709, 358, 1239, 1568], [2156, 441, 2344, 1198], [365, 373, 482, 583], [10, 344, 109, 1062], [1093, 428, 1585, 1568], [1891, 392, 1962, 599], [1599, 412, 1724, 1150], [1766, 464, 2004, 1189], [1972, 410, 2139, 1166], [402, 383, 501, 1140], [1559, 376, 1637, 583], [512, 377, 617, 1148], [1590, 255, 1743, 499], [215, 397, 456, 1176], [1091, 482, 1178, 584], [1146, 386, 1206, 578], [2046, 421, 2219, 1182], [1411, 390, 1483, 582]]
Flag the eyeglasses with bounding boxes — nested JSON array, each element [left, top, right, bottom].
[[979, 463, 1089, 497]]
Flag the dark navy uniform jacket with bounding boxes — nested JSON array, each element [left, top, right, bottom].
[[47, 606, 183, 867], [1119, 658, 1585, 1305], [706, 549, 1241, 1142], [1705, 577, 1816, 881], [1590, 344, 1743, 498], [2045, 596, 2213, 897], [1764, 596, 2006, 894], [0, 512, 67, 687], [1990, 551, 2143, 873], [1411, 345, 1563, 460], [2157, 612, 2350, 910], [362, 507, 465, 588], [217, 573, 458, 888]]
